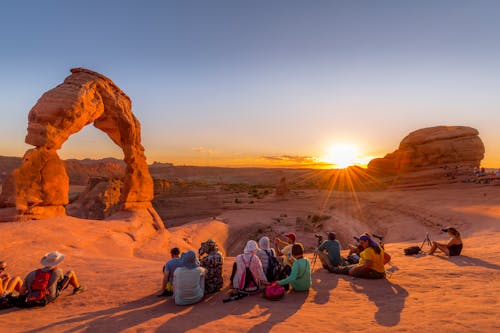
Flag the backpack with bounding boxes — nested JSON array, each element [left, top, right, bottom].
[[240, 256, 258, 292], [404, 246, 421, 255], [25, 269, 52, 306], [263, 282, 285, 301], [264, 249, 281, 282]]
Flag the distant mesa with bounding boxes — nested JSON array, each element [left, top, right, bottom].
[[367, 125, 485, 184], [0, 68, 163, 226]]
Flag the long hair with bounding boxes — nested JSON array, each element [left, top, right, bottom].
[[448, 227, 460, 237], [359, 235, 381, 254]]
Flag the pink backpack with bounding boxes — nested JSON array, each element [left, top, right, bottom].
[[263, 282, 285, 301]]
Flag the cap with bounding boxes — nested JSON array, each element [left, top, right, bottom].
[[284, 232, 296, 243], [327, 232, 336, 240]]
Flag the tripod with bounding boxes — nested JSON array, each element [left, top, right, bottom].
[[312, 251, 319, 271], [420, 232, 432, 250], [311, 234, 323, 271]]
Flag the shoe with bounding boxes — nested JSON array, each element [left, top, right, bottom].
[[73, 285, 85, 295], [157, 290, 173, 297]]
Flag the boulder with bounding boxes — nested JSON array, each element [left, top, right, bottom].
[[275, 177, 290, 196], [66, 177, 122, 219], [367, 126, 485, 183]]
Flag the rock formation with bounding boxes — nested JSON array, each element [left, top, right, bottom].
[[275, 177, 290, 196], [367, 126, 485, 183], [67, 177, 123, 220], [153, 178, 170, 195], [1, 68, 163, 226]]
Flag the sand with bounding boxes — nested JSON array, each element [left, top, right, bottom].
[[0, 183, 499, 333]]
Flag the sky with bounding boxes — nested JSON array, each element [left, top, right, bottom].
[[0, 0, 499, 168]]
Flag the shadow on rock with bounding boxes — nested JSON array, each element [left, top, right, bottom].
[[349, 278, 408, 327]]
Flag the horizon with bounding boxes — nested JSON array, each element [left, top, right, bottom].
[[1, 1, 499, 168]]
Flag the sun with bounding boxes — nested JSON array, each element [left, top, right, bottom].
[[320, 143, 369, 169]]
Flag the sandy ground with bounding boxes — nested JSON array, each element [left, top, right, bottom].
[[0, 183, 499, 333]]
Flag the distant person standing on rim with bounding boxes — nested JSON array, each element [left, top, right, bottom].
[[316, 232, 345, 271]]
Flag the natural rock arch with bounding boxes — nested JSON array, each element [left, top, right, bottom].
[[2, 68, 162, 226]]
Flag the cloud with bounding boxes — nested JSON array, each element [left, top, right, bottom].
[[191, 147, 216, 154], [261, 155, 317, 164]]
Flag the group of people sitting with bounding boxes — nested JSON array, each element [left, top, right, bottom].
[[0, 251, 85, 308], [2, 227, 462, 309], [160, 233, 313, 305]]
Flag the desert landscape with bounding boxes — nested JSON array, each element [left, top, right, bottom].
[[1, 2, 500, 332], [0, 180, 499, 332]]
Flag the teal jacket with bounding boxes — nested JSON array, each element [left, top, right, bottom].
[[278, 258, 311, 291]]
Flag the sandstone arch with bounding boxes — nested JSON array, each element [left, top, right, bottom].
[[2, 68, 162, 226]]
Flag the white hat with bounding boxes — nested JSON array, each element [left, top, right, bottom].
[[244, 240, 259, 254], [40, 251, 65, 268]]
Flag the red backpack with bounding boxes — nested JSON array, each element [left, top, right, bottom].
[[263, 282, 285, 300], [26, 269, 53, 305]]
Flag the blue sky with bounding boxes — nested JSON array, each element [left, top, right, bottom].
[[0, 0, 499, 167]]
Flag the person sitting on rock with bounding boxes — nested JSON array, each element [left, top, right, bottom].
[[330, 234, 386, 279], [277, 243, 311, 291], [428, 227, 463, 256], [19, 251, 84, 306], [316, 232, 345, 271], [199, 239, 224, 294], [173, 251, 206, 305], [231, 240, 268, 293], [160, 247, 182, 297], [0, 261, 23, 297], [274, 232, 297, 271]]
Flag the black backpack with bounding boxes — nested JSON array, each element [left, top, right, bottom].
[[404, 246, 421, 255], [240, 256, 259, 292], [264, 249, 282, 282]]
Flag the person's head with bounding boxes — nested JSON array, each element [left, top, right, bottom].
[[441, 227, 460, 237], [284, 232, 296, 244], [0, 261, 6, 272], [358, 234, 381, 253], [180, 250, 199, 269], [327, 232, 336, 241], [40, 251, 65, 269], [291, 243, 304, 258], [244, 240, 259, 254], [258, 236, 271, 250], [170, 247, 180, 258], [199, 239, 218, 256]]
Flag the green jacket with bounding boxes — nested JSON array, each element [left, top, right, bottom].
[[278, 258, 311, 291]]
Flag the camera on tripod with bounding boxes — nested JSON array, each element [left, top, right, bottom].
[[314, 233, 323, 245]]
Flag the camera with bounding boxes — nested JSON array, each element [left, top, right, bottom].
[[353, 236, 360, 242], [314, 234, 323, 245]]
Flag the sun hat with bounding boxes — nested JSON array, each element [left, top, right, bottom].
[[284, 232, 296, 243], [244, 240, 259, 254], [180, 250, 199, 269], [40, 251, 65, 268]]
